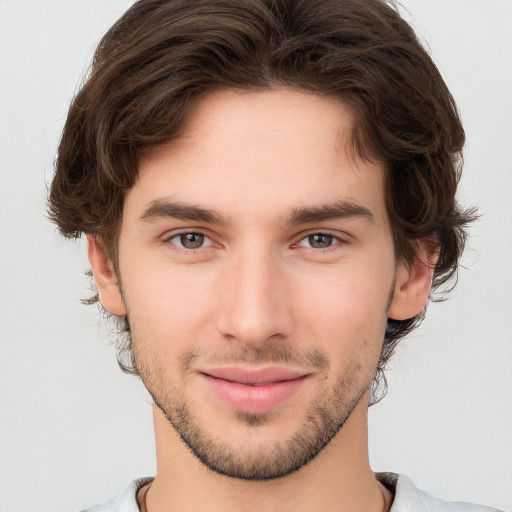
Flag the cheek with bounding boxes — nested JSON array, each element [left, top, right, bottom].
[[292, 261, 393, 352], [121, 262, 217, 350]]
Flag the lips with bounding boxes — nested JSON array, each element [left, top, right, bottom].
[[202, 366, 305, 385], [198, 366, 309, 414]]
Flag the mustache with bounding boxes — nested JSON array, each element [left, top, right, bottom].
[[180, 344, 329, 372]]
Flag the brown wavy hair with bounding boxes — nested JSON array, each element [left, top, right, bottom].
[[48, 0, 476, 402]]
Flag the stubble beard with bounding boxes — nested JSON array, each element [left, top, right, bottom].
[[133, 342, 376, 481]]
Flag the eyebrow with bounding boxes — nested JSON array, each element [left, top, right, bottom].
[[141, 200, 229, 225], [140, 199, 374, 226], [286, 200, 374, 225]]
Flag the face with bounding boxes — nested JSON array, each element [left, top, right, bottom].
[[99, 89, 411, 480]]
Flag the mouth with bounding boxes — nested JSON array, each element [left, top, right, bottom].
[[198, 366, 310, 415]]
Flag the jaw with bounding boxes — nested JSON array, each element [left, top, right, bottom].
[[148, 392, 379, 512], [146, 356, 374, 479]]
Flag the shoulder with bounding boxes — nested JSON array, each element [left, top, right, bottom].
[[377, 473, 505, 512], [78, 477, 153, 512]]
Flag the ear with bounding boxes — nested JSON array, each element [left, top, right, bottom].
[[87, 235, 126, 316], [387, 241, 438, 321]]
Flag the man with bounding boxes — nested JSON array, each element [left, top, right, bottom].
[[47, 0, 503, 511]]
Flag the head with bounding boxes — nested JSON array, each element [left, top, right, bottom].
[[49, 0, 474, 480]]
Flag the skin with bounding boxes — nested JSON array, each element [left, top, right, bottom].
[[89, 89, 434, 512]]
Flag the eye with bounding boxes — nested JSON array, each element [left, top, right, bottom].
[[297, 233, 341, 249], [167, 232, 214, 250]]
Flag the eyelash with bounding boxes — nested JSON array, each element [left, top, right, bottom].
[[163, 230, 347, 253], [294, 232, 346, 251], [165, 231, 216, 251]]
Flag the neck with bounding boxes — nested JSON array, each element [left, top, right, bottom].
[[144, 399, 392, 512]]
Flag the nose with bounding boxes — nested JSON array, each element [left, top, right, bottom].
[[215, 245, 293, 348]]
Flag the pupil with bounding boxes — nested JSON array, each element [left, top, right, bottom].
[[181, 233, 204, 249], [309, 234, 333, 248]]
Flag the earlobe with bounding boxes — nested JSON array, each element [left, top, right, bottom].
[[388, 242, 438, 321], [86, 235, 126, 316]]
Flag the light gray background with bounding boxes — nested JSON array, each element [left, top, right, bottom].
[[0, 1, 511, 511]]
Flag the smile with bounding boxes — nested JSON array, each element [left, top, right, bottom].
[[198, 367, 310, 415]]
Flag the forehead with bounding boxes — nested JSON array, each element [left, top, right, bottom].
[[128, 88, 387, 224]]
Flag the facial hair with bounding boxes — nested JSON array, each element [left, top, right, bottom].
[[132, 341, 376, 481]]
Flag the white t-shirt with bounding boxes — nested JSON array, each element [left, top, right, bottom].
[[80, 474, 504, 512]]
